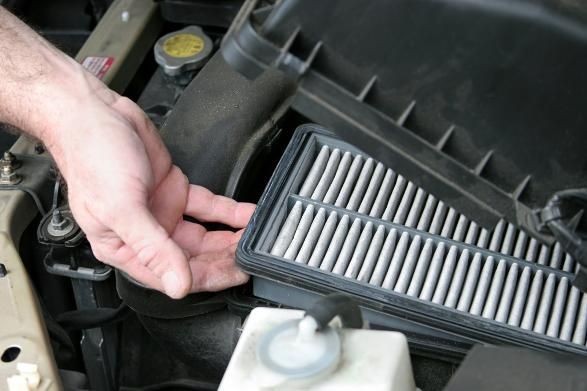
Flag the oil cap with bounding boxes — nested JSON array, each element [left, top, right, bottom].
[[154, 26, 213, 79]]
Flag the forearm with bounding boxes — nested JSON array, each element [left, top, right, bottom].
[[0, 7, 91, 144]]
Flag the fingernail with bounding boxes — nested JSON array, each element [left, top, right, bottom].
[[162, 271, 183, 299]]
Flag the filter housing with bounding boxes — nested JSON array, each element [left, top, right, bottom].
[[237, 124, 587, 358]]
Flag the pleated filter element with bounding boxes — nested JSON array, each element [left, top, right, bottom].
[[241, 126, 587, 356], [296, 145, 577, 273], [269, 200, 587, 346]]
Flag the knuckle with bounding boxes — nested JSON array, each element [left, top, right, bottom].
[[92, 247, 106, 262], [116, 96, 136, 110]]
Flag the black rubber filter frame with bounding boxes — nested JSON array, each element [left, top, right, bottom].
[[222, 0, 587, 242], [237, 124, 587, 359]]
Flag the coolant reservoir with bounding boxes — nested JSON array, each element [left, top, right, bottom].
[[219, 307, 417, 390]]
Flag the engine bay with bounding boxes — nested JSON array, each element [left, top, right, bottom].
[[1, 0, 587, 390]]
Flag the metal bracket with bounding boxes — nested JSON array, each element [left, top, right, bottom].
[[0, 153, 54, 215]]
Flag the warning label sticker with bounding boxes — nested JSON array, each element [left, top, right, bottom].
[[81, 56, 114, 80]]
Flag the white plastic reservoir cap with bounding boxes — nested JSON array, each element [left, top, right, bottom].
[[257, 316, 341, 380]]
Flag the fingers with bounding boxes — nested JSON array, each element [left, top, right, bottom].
[[172, 220, 244, 255], [185, 185, 256, 228], [91, 218, 248, 295], [111, 203, 192, 298], [149, 166, 189, 234], [87, 233, 165, 292], [189, 244, 250, 292]]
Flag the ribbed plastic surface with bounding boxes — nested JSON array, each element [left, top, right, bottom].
[[266, 142, 587, 347]]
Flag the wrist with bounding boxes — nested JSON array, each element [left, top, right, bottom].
[[27, 58, 117, 163], [26, 57, 91, 142], [34, 72, 124, 182]]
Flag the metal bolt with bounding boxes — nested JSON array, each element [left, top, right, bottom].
[[3, 152, 14, 164], [48, 209, 75, 236], [51, 210, 65, 227], [0, 164, 21, 185], [0, 263, 6, 277], [0, 151, 20, 170], [0, 151, 21, 169]]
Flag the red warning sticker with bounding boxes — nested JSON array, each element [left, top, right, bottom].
[[81, 56, 114, 80]]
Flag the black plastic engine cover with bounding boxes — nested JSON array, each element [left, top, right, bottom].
[[222, 0, 587, 237], [445, 345, 587, 391]]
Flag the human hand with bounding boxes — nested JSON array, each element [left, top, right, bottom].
[[43, 71, 255, 299], [0, 6, 257, 298]]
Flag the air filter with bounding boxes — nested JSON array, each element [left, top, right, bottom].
[[238, 125, 587, 357]]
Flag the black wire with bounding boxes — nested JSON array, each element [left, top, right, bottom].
[[51, 174, 62, 210], [542, 188, 587, 268], [550, 188, 587, 205], [39, 297, 76, 355], [305, 293, 363, 330]]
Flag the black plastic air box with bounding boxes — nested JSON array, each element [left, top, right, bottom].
[[237, 124, 587, 359], [222, 0, 587, 239]]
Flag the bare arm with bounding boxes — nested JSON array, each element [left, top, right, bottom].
[[0, 7, 255, 298], [0, 8, 81, 141]]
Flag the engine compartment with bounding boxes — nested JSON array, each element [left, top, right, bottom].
[[2, 0, 587, 390]]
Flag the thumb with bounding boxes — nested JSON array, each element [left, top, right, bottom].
[[113, 204, 192, 298]]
